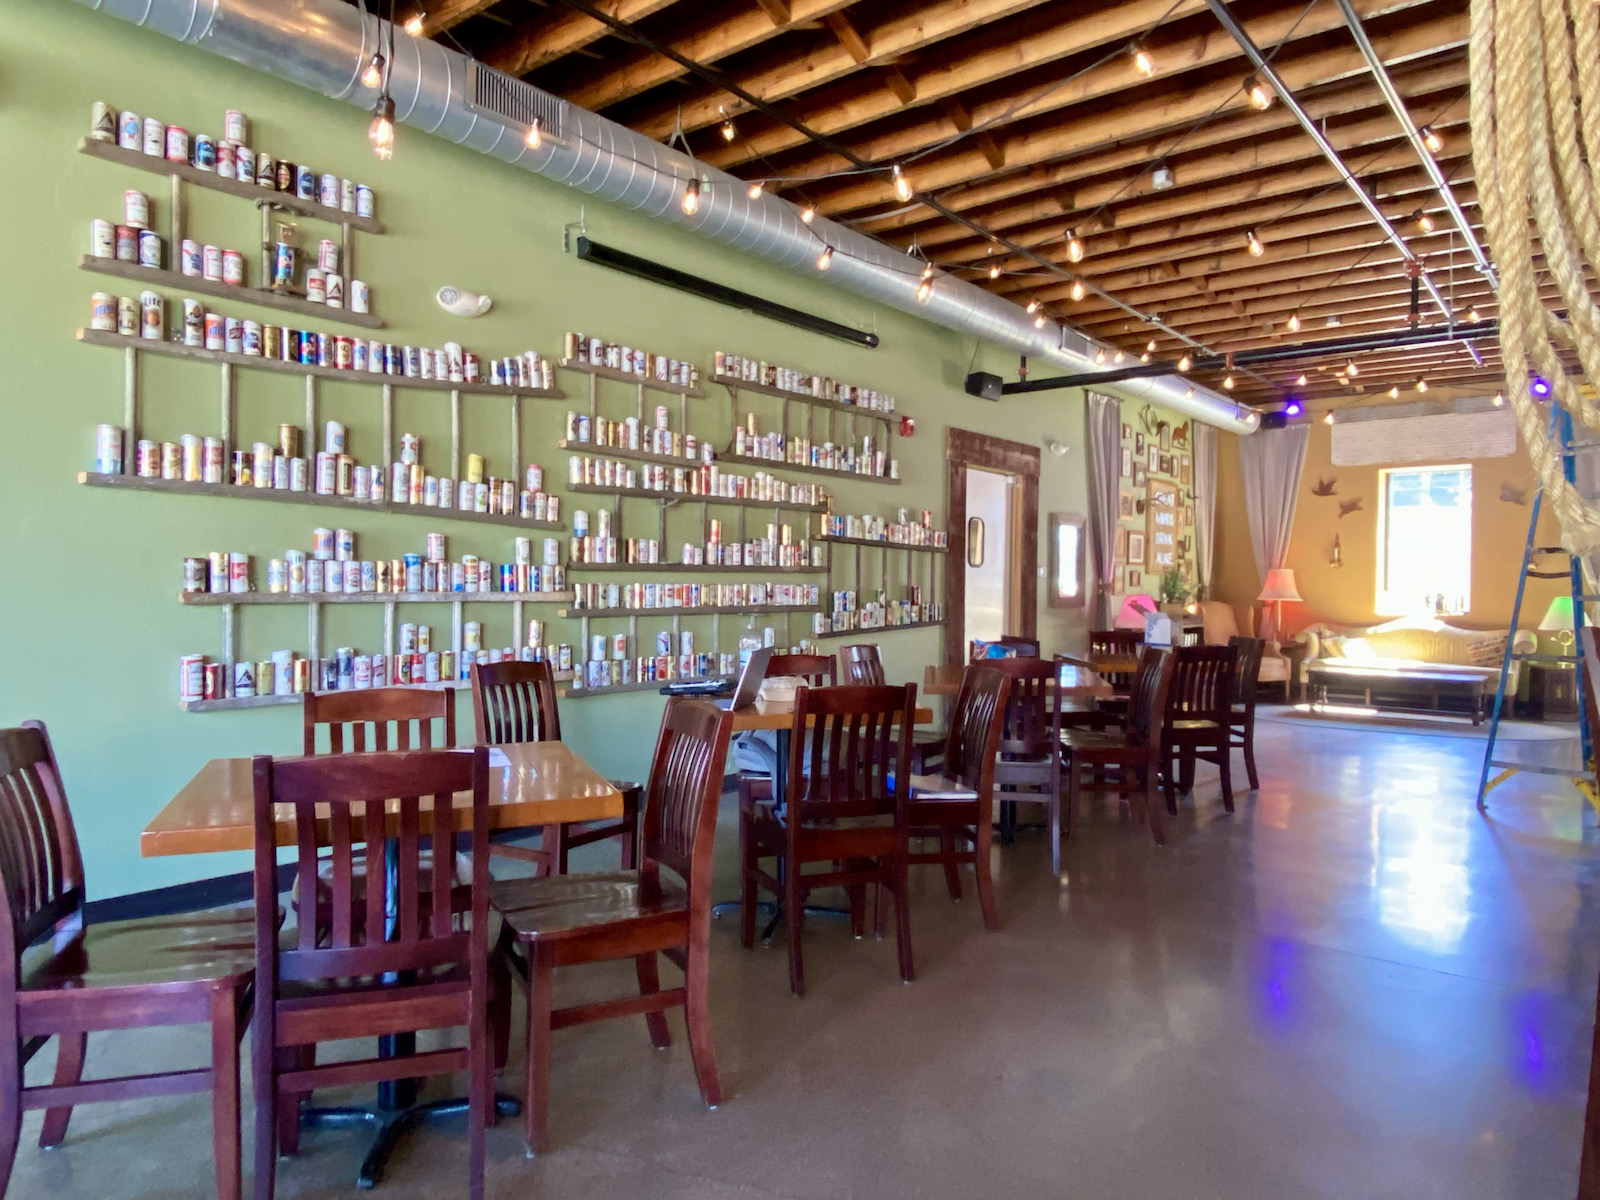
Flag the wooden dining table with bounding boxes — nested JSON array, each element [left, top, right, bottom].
[[730, 698, 935, 732], [922, 662, 1115, 699]]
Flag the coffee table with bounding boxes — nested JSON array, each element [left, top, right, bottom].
[[1306, 663, 1492, 724]]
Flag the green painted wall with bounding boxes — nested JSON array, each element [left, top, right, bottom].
[[0, 0, 1190, 897]]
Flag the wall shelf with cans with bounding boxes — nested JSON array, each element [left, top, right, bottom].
[[563, 676, 731, 700], [78, 138, 387, 235], [814, 620, 946, 641], [77, 472, 565, 532], [712, 372, 900, 429], [566, 562, 823, 576], [77, 329, 564, 398], [79, 256, 385, 330], [557, 604, 820, 619], [179, 673, 576, 713], [816, 534, 946, 553], [567, 481, 830, 514], [719, 449, 899, 485], [180, 590, 574, 607], [559, 358, 705, 399], [555, 439, 701, 471]]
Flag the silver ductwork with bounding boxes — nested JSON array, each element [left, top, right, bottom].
[[75, 0, 1259, 433]]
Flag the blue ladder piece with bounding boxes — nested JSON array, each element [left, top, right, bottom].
[[1477, 406, 1593, 810]]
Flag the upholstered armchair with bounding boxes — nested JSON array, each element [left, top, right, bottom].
[[1197, 600, 1293, 697]]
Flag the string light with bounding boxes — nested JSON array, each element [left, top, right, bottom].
[[524, 117, 542, 150], [1388, 385, 1400, 398], [1468, 308, 1480, 322], [720, 114, 736, 142], [800, 204, 816, 224], [361, 54, 385, 90], [1070, 280, 1086, 302], [922, 262, 935, 282], [1416, 378, 1429, 392], [1296, 374, 1308, 386], [748, 182, 764, 199], [681, 177, 702, 215], [892, 164, 913, 203], [1178, 354, 1192, 371], [1323, 410, 1335, 425], [1141, 352, 1151, 363], [1095, 348, 1107, 365], [1223, 375, 1235, 389], [1034, 312, 1047, 328], [1065, 230, 1084, 263], [917, 278, 933, 303], [989, 264, 1000, 279], [1146, 339, 1157, 352], [1493, 391, 1505, 406], [1346, 360, 1359, 377], [1421, 126, 1444, 153], [1113, 350, 1125, 364], [1246, 229, 1265, 257], [1417, 211, 1435, 233], [368, 96, 395, 160], [1026, 298, 1039, 313], [1286, 313, 1301, 333], [1131, 43, 1155, 75], [816, 245, 834, 271], [403, 11, 424, 36], [1184, 387, 1195, 400], [1246, 75, 1274, 110]]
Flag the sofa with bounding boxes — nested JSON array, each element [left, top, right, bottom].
[[1292, 616, 1536, 718]]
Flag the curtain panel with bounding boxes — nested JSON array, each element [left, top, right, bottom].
[[1084, 391, 1122, 629]]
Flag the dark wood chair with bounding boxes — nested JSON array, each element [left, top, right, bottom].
[[302, 685, 455, 754], [1058, 648, 1178, 846], [906, 667, 1011, 930], [739, 683, 917, 996], [1162, 645, 1239, 815], [490, 698, 734, 1154], [841, 643, 945, 774], [1089, 630, 1144, 692], [766, 652, 837, 685], [0, 722, 255, 1200], [985, 657, 1065, 862], [251, 746, 494, 1200], [470, 660, 642, 874], [1227, 636, 1266, 791], [970, 636, 1041, 660]]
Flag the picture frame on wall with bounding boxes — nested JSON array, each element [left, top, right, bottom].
[[1121, 447, 1132, 478], [1127, 530, 1146, 565], [1122, 423, 1132, 439], [1148, 446, 1160, 472], [1133, 464, 1146, 486], [1127, 569, 1142, 589], [1159, 454, 1171, 475], [1134, 433, 1145, 456], [1119, 491, 1135, 518], [1116, 526, 1129, 561], [1180, 457, 1192, 486], [1160, 425, 1172, 452]]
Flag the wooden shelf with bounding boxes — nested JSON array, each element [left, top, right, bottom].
[[556, 440, 701, 470], [568, 562, 823, 575], [180, 673, 573, 712], [78, 472, 565, 531], [559, 358, 704, 398], [78, 329, 563, 397], [79, 138, 386, 234], [180, 590, 575, 607], [817, 534, 946, 553], [567, 482, 830, 513], [562, 676, 732, 699], [79, 256, 385, 330], [713, 372, 899, 427], [814, 620, 945, 640], [558, 604, 820, 618], [720, 450, 898, 485]]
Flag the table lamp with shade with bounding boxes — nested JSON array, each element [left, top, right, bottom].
[[1539, 594, 1578, 655], [1258, 567, 1302, 643]]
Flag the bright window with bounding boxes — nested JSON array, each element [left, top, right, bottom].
[[1379, 465, 1472, 616]]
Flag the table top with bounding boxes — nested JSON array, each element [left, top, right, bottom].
[[922, 663, 1114, 698], [731, 699, 935, 732], [1307, 662, 1491, 688], [143, 741, 623, 858]]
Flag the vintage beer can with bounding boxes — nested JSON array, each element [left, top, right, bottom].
[[161, 442, 182, 481], [89, 292, 115, 332], [295, 164, 315, 199], [324, 273, 344, 307], [117, 110, 140, 150], [255, 152, 276, 188], [228, 552, 250, 593], [178, 238, 201, 276], [89, 219, 114, 258], [340, 178, 356, 213], [312, 527, 334, 560], [355, 184, 374, 218], [335, 528, 355, 560], [114, 224, 137, 262], [216, 140, 236, 180], [139, 291, 163, 340], [235, 146, 256, 185], [164, 124, 189, 163], [193, 133, 216, 170], [272, 242, 296, 288], [179, 655, 207, 702], [262, 323, 282, 360], [136, 440, 159, 477], [137, 229, 162, 269], [242, 320, 262, 356], [266, 559, 288, 593], [202, 437, 224, 483], [333, 335, 353, 370], [232, 661, 255, 699], [224, 109, 248, 144], [117, 295, 138, 336], [319, 174, 339, 207], [289, 456, 308, 492], [222, 248, 245, 285], [123, 189, 149, 230], [316, 238, 339, 272], [182, 298, 203, 346], [90, 101, 117, 143], [305, 269, 326, 304], [224, 317, 243, 354], [202, 243, 223, 281], [203, 311, 224, 350], [95, 424, 123, 474]]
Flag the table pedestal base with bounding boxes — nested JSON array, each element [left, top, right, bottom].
[[294, 1093, 521, 1189]]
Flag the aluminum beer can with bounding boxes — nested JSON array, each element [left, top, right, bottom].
[[263, 323, 281, 359], [295, 164, 315, 199], [224, 109, 248, 144], [179, 655, 206, 702], [117, 110, 140, 150], [256, 152, 275, 186], [124, 189, 149, 229], [225, 317, 244, 354], [289, 456, 308, 491], [180, 239, 202, 276], [114, 225, 137, 261], [235, 146, 256, 185], [216, 140, 236, 180], [202, 437, 224, 483], [242, 320, 262, 356], [319, 174, 339, 207], [89, 219, 113, 258], [90, 101, 117, 142], [204, 311, 224, 350], [273, 242, 296, 288], [349, 279, 369, 314], [118, 295, 138, 336], [232, 661, 255, 699], [139, 291, 163, 340], [89, 292, 115, 332], [193, 133, 216, 170], [335, 528, 355, 561], [137, 230, 162, 268], [95, 424, 123, 474], [136, 440, 159, 477], [202, 243, 223, 281], [355, 184, 374, 218], [228, 552, 250, 593], [312, 527, 334, 560], [164, 125, 189, 162], [340, 178, 356, 212], [222, 248, 245, 285], [182, 298, 203, 346]]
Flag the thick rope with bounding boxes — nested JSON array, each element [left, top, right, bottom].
[[1470, 0, 1600, 552]]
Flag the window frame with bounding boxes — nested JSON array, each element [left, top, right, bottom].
[[1376, 463, 1473, 618]]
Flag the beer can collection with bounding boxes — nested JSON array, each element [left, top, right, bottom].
[[820, 509, 948, 549], [566, 452, 829, 510], [713, 349, 897, 413], [563, 332, 699, 390]]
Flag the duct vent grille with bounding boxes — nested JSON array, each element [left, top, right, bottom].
[[467, 61, 564, 139]]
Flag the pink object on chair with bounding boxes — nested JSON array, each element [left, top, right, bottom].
[[1114, 594, 1158, 630]]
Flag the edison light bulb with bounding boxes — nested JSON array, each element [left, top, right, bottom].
[[369, 97, 396, 160]]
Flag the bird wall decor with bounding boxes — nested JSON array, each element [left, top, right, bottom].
[[1338, 498, 1364, 518], [1499, 483, 1529, 506], [1311, 477, 1338, 497]]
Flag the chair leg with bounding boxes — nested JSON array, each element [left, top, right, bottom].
[[1242, 718, 1260, 791], [37, 1031, 87, 1148], [973, 822, 1000, 932], [1178, 745, 1196, 796], [893, 855, 915, 984], [1218, 742, 1235, 813], [635, 953, 672, 1049], [1162, 743, 1178, 815], [738, 807, 757, 951], [1049, 775, 1063, 876], [251, 1011, 276, 1200], [848, 869, 867, 940], [490, 941, 513, 1074], [619, 790, 640, 870], [274, 1047, 308, 1157], [1065, 755, 1080, 843], [939, 830, 963, 900], [548, 823, 569, 876], [0, 1038, 21, 1200], [785, 854, 806, 997], [522, 942, 555, 1156], [1143, 762, 1167, 846], [469, 977, 487, 1200], [209, 987, 243, 1200], [683, 936, 722, 1108]]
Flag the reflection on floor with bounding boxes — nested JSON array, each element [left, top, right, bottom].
[[11, 716, 1598, 1200]]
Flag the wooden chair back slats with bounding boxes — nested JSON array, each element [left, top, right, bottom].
[[1228, 636, 1265, 706], [1125, 648, 1178, 746], [254, 748, 487, 986], [1090, 629, 1144, 689], [943, 667, 1012, 795], [786, 685, 915, 824], [1167, 646, 1238, 725], [985, 658, 1059, 759], [302, 687, 456, 756], [0, 723, 84, 963], [470, 661, 561, 745], [639, 699, 735, 897], [766, 653, 836, 687], [840, 644, 887, 686]]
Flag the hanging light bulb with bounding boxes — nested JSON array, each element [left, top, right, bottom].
[[989, 264, 1000, 280], [524, 117, 542, 150], [1178, 354, 1192, 371], [922, 262, 935, 282], [368, 96, 396, 160], [1323, 410, 1335, 425], [1468, 307, 1480, 322], [1065, 230, 1084, 263], [721, 119, 736, 142], [361, 53, 385, 90], [892, 164, 913, 203], [1416, 377, 1429, 392], [1070, 280, 1086, 302], [1388, 385, 1400, 398], [1246, 75, 1274, 110], [1223, 375, 1235, 389], [816, 244, 834, 271], [403, 11, 425, 36], [1346, 360, 1359, 377], [1141, 352, 1151, 363], [1417, 211, 1435, 233], [748, 181, 764, 200], [1132, 44, 1155, 76], [681, 177, 701, 215], [1146, 339, 1157, 352], [1095, 348, 1107, 365], [1296, 374, 1309, 386], [1114, 350, 1126, 364], [1246, 229, 1265, 257], [917, 278, 933, 303], [1034, 312, 1047, 329], [1421, 126, 1443, 153], [1493, 391, 1505, 406], [1286, 313, 1301, 333], [800, 204, 816, 225]]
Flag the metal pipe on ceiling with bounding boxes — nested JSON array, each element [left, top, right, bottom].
[[72, 0, 1260, 433], [1203, 0, 1454, 324], [1331, 0, 1497, 291]]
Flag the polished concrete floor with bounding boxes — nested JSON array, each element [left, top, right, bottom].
[[11, 716, 1600, 1199]]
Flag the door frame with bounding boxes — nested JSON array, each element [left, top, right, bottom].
[[946, 428, 1041, 665]]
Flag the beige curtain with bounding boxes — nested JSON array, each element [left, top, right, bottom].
[[1084, 391, 1122, 628], [1193, 423, 1218, 595]]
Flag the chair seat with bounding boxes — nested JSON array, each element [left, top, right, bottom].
[[491, 872, 687, 944], [1257, 658, 1290, 683], [1059, 729, 1137, 751], [1170, 719, 1223, 731], [908, 773, 976, 800], [21, 908, 256, 995]]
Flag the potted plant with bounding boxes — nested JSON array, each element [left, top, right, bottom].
[[1158, 567, 1191, 618]]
